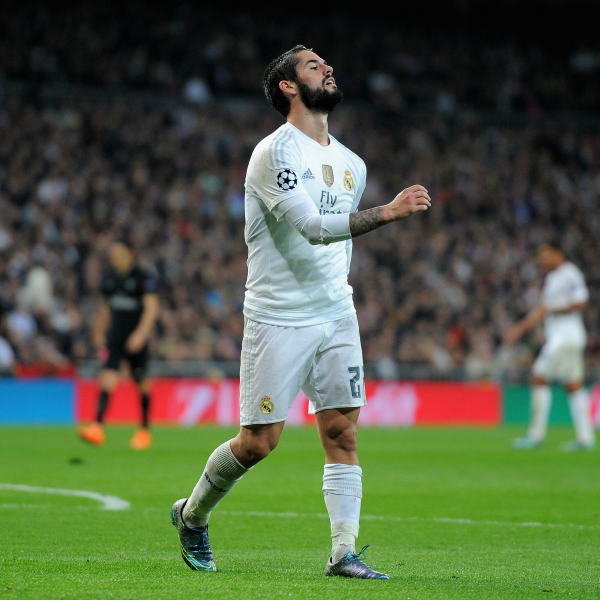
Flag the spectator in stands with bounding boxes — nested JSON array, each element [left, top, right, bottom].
[[0, 3, 599, 382], [0, 327, 15, 376]]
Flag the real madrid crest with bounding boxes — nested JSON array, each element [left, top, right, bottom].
[[344, 170, 354, 191], [260, 397, 274, 415], [322, 165, 334, 187]]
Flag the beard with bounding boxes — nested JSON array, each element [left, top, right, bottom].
[[296, 79, 343, 114]]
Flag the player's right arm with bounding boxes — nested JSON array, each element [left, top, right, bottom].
[[92, 302, 111, 349], [503, 305, 547, 345], [247, 137, 351, 245], [126, 293, 160, 353], [503, 301, 588, 345], [505, 267, 590, 345], [247, 136, 431, 244]]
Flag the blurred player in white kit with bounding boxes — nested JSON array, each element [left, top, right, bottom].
[[170, 44, 432, 579], [504, 241, 596, 451]]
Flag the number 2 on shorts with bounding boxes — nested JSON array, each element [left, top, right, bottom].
[[348, 366, 362, 398]]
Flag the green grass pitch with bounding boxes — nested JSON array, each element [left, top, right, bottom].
[[1, 425, 599, 599]]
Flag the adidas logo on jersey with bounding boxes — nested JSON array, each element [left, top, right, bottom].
[[302, 168, 316, 180]]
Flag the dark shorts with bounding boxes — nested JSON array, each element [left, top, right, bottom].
[[104, 341, 149, 381]]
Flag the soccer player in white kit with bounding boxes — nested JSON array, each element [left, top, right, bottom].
[[170, 45, 432, 579], [504, 241, 596, 451]]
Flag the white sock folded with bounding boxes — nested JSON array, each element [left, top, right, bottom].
[[183, 440, 249, 529]]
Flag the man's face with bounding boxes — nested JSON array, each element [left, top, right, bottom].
[[293, 50, 343, 113], [538, 245, 562, 271], [109, 243, 134, 273]]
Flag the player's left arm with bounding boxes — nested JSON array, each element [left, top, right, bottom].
[[126, 293, 160, 353], [348, 185, 430, 237]]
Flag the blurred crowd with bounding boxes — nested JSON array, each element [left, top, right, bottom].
[[1, 3, 600, 381], [2, 2, 600, 113], [2, 95, 600, 380]]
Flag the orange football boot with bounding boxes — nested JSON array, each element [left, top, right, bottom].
[[78, 422, 105, 446], [130, 427, 152, 450]]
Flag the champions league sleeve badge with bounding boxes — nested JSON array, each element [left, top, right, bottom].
[[276, 169, 298, 191]]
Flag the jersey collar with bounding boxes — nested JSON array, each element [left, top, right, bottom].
[[285, 122, 336, 151]]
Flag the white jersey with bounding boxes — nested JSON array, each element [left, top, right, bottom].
[[243, 122, 367, 327], [540, 261, 588, 346]]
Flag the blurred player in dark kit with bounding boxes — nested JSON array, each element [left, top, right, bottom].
[[78, 239, 160, 449]]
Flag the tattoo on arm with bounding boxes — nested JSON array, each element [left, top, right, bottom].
[[349, 207, 387, 238]]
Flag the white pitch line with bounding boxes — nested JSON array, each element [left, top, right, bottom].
[[0, 484, 130, 511], [0, 493, 594, 530], [0, 504, 49, 509], [220, 510, 600, 531]]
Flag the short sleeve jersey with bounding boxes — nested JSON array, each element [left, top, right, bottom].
[[101, 265, 159, 344], [244, 122, 367, 327], [541, 261, 588, 346]]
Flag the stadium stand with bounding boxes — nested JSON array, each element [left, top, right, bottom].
[[1, 2, 600, 381]]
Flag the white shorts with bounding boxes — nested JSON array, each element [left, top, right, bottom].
[[532, 341, 585, 383], [239, 314, 366, 426]]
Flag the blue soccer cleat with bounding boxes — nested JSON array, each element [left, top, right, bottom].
[[170, 498, 217, 571], [324, 545, 390, 579], [512, 435, 543, 450], [561, 440, 596, 452]]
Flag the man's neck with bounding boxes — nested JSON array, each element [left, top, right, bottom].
[[287, 107, 330, 147]]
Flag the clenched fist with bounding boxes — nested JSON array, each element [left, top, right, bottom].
[[386, 185, 431, 221]]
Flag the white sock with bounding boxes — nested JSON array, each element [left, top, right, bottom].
[[183, 440, 249, 529], [568, 388, 595, 446], [323, 463, 362, 563], [528, 385, 551, 442]]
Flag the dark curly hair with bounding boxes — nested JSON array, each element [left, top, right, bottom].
[[263, 45, 310, 117]]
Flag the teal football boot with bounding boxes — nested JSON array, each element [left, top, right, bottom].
[[170, 498, 217, 571], [561, 440, 596, 452], [324, 545, 390, 579], [512, 435, 542, 449]]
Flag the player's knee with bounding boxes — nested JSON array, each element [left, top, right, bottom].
[[134, 374, 149, 391], [326, 424, 357, 453], [250, 440, 274, 462], [240, 433, 279, 465], [99, 370, 119, 392], [338, 429, 358, 454]]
